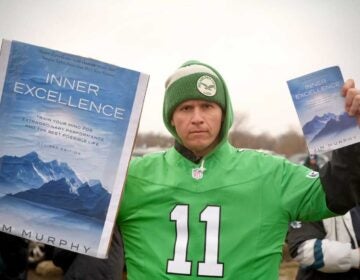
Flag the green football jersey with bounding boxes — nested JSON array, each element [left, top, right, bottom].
[[117, 142, 334, 279]]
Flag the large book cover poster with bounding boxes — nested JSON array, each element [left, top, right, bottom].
[[0, 40, 149, 258], [287, 66, 360, 154]]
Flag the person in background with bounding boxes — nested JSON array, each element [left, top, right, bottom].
[[116, 60, 360, 279], [303, 154, 320, 172], [287, 154, 360, 279]]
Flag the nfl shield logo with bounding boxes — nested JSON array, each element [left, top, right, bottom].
[[192, 168, 204, 180]]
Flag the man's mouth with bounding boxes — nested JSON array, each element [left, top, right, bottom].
[[190, 130, 207, 135]]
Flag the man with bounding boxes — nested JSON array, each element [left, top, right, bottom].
[[117, 60, 360, 279], [303, 154, 320, 172], [287, 154, 360, 279]]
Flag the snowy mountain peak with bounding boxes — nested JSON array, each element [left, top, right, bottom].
[[0, 152, 83, 191], [7, 178, 111, 220], [303, 112, 337, 137], [23, 151, 40, 161], [88, 179, 101, 187]]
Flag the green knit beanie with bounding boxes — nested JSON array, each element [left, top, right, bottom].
[[163, 61, 227, 140]]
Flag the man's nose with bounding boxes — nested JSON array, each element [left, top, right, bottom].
[[191, 107, 204, 123]]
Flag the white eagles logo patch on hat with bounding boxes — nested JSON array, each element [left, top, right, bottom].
[[197, 75, 217, 96]]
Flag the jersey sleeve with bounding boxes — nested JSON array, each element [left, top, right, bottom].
[[277, 158, 335, 222], [278, 143, 360, 221]]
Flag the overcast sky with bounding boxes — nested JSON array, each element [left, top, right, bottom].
[[1, 0, 360, 137]]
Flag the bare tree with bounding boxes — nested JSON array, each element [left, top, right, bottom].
[[135, 132, 173, 148], [274, 130, 307, 157]]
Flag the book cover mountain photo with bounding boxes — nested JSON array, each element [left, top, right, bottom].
[[287, 66, 360, 154], [0, 152, 110, 220], [0, 40, 149, 257]]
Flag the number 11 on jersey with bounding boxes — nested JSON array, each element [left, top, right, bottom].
[[167, 204, 224, 277]]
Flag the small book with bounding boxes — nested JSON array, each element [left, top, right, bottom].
[[0, 39, 149, 258], [287, 66, 360, 154]]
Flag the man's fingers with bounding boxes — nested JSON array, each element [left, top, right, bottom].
[[342, 79, 360, 124], [349, 94, 360, 116], [344, 88, 358, 112], [342, 79, 355, 96], [349, 100, 360, 116]]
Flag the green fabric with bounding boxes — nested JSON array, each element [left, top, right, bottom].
[[117, 142, 334, 279], [163, 61, 233, 144], [164, 73, 225, 121]]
